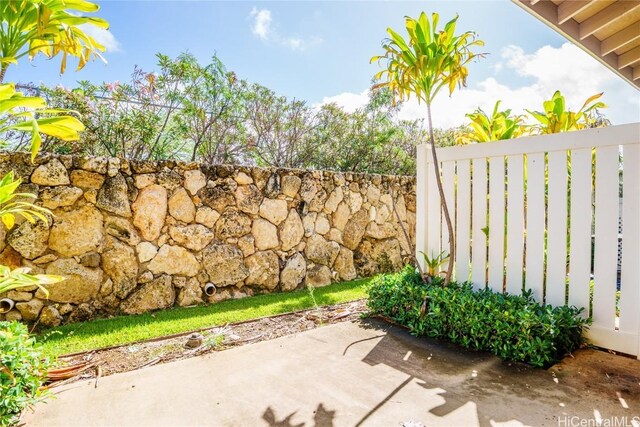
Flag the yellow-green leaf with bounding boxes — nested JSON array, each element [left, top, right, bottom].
[[1, 214, 15, 230]]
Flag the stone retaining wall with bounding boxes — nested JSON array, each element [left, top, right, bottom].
[[0, 153, 416, 326]]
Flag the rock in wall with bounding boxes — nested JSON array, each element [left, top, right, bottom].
[[0, 153, 416, 326]]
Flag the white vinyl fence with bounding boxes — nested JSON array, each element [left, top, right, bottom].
[[416, 123, 640, 358]]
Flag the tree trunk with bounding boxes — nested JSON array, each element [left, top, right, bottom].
[[0, 64, 7, 84], [391, 186, 425, 278], [426, 103, 455, 285]]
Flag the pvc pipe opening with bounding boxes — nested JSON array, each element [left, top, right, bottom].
[[204, 283, 217, 297], [0, 298, 15, 314]]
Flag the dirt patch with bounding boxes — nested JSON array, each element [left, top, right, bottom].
[[550, 348, 640, 408], [49, 300, 366, 387]]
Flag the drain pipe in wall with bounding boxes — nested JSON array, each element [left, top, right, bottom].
[[0, 298, 15, 314]]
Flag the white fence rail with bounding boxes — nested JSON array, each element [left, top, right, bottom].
[[416, 123, 640, 358]]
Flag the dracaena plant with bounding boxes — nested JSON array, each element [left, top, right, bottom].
[[0, 0, 108, 82], [0, 82, 84, 159], [0, 171, 50, 229], [0, 0, 108, 298], [527, 90, 606, 134], [371, 12, 485, 285], [456, 100, 526, 144], [0, 266, 60, 296], [0, 1, 106, 421], [0, 93, 68, 296], [420, 251, 450, 280], [0, 171, 61, 293], [0, 0, 110, 157]]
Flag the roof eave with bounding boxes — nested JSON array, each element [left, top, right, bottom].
[[512, 0, 639, 91]]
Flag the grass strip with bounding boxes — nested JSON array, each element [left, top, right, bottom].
[[38, 278, 370, 358]]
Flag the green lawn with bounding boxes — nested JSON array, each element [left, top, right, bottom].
[[39, 279, 370, 358]]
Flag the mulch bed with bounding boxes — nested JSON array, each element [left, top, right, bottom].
[[47, 300, 366, 388]]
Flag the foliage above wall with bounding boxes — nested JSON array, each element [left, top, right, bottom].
[[526, 90, 607, 135], [10, 53, 429, 176], [455, 100, 526, 145], [456, 91, 609, 144], [2, 5, 612, 182]]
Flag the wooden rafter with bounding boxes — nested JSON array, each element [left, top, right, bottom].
[[601, 24, 640, 55], [558, 0, 595, 25], [579, 1, 640, 40], [619, 45, 640, 68]]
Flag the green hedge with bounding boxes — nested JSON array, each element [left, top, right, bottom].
[[366, 266, 588, 367], [1, 321, 52, 426]]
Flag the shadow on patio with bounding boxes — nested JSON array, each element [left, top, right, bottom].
[[260, 319, 638, 427]]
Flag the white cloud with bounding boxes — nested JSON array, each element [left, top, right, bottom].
[[502, 43, 616, 101], [250, 7, 272, 40], [283, 38, 303, 50], [320, 90, 369, 112], [282, 36, 323, 52], [79, 24, 121, 53], [249, 7, 323, 52], [322, 43, 639, 128]]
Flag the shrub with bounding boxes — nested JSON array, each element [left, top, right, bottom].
[[366, 266, 589, 368], [0, 321, 52, 426]]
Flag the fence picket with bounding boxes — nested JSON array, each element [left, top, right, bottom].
[[619, 144, 640, 340], [546, 151, 569, 306], [471, 158, 488, 289], [488, 157, 506, 292], [441, 162, 456, 275], [416, 145, 429, 274], [456, 160, 471, 282], [592, 145, 619, 330], [426, 155, 441, 261], [568, 148, 593, 315], [506, 155, 525, 295], [525, 153, 546, 302]]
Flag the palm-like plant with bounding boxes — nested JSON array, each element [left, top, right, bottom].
[[371, 12, 485, 284], [0, 171, 62, 296], [420, 250, 450, 280], [0, 171, 50, 229], [527, 90, 606, 134], [0, 0, 108, 299], [0, 83, 84, 159], [0, 0, 109, 158], [456, 100, 526, 144], [0, 266, 60, 296], [0, 0, 108, 82]]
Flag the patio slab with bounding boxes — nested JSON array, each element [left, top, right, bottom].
[[23, 319, 640, 427]]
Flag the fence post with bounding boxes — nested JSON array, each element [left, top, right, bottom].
[[416, 144, 429, 274]]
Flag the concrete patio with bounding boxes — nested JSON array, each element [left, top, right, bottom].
[[23, 319, 640, 427]]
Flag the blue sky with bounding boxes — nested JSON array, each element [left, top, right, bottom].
[[10, 0, 639, 128]]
